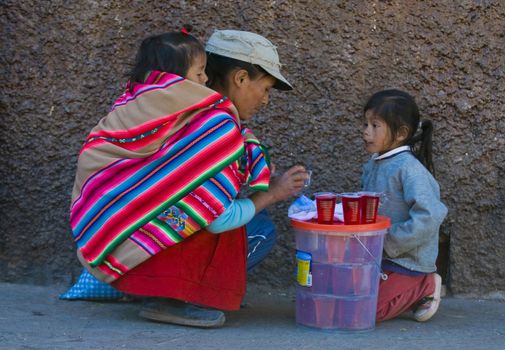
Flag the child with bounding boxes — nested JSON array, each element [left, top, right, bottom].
[[360, 89, 448, 322], [128, 24, 208, 88]]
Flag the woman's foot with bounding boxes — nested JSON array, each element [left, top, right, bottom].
[[139, 298, 226, 328], [414, 273, 442, 322]]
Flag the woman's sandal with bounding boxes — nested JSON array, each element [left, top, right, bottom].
[[414, 273, 442, 322]]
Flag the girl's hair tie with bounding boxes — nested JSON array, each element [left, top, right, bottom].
[[181, 27, 189, 35]]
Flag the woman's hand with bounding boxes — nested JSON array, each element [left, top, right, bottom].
[[269, 165, 308, 201], [250, 165, 309, 213]]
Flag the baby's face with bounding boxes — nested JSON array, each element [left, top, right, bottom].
[[186, 53, 208, 85]]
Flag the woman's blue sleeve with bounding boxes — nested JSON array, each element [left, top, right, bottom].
[[207, 198, 256, 233]]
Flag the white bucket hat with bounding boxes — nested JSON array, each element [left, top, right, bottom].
[[206, 30, 293, 91]]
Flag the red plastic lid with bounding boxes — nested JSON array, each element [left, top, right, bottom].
[[290, 215, 391, 232]]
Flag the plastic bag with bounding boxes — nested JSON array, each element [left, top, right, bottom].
[[288, 195, 317, 221]]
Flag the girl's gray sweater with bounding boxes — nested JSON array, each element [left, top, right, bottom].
[[361, 150, 448, 273]]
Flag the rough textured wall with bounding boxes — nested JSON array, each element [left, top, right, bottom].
[[1, 0, 504, 296]]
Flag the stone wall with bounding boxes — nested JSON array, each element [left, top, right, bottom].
[[1, 0, 504, 297]]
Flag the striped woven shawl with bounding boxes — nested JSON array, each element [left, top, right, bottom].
[[70, 72, 270, 283]]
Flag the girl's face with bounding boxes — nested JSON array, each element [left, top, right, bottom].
[[229, 72, 276, 121], [362, 110, 400, 155], [185, 54, 208, 85]]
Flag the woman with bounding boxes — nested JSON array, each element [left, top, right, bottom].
[[71, 29, 307, 328]]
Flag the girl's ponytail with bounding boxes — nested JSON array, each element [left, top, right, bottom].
[[410, 120, 435, 175]]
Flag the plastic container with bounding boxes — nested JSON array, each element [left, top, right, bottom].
[[292, 216, 390, 331], [341, 193, 361, 225], [340, 192, 383, 224], [359, 192, 381, 224], [314, 192, 337, 224]]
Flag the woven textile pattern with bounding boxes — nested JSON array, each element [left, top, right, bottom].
[[70, 72, 271, 283]]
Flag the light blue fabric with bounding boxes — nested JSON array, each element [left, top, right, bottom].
[[207, 198, 256, 233], [59, 269, 125, 300], [361, 149, 448, 273]]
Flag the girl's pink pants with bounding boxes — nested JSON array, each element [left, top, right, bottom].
[[376, 270, 436, 322]]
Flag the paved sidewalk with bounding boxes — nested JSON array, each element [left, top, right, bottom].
[[1, 282, 504, 350]]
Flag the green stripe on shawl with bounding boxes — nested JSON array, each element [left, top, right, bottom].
[[89, 146, 244, 267], [249, 183, 269, 191], [150, 218, 184, 244]]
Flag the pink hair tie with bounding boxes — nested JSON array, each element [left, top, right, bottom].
[[181, 27, 189, 35]]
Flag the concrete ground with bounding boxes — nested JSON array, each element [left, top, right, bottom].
[[1, 282, 504, 350]]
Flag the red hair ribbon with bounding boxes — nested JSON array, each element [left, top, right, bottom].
[[181, 27, 189, 35]]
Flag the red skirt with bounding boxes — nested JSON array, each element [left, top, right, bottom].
[[112, 227, 247, 311]]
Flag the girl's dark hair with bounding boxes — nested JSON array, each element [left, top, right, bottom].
[[205, 52, 267, 90], [128, 25, 205, 89], [364, 89, 435, 174]]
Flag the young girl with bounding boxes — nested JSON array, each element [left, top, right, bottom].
[[360, 89, 448, 322]]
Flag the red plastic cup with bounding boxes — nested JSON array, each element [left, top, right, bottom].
[[314, 297, 336, 328], [341, 193, 361, 225], [315, 192, 337, 224], [359, 192, 381, 224], [326, 235, 348, 263]]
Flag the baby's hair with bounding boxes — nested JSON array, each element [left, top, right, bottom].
[[128, 24, 205, 90], [364, 89, 435, 174]]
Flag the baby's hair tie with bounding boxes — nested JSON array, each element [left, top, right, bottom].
[[180, 24, 193, 35]]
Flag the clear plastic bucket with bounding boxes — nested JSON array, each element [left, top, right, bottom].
[[292, 216, 390, 331]]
